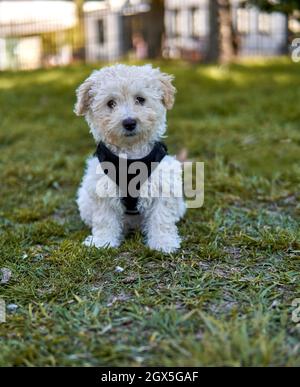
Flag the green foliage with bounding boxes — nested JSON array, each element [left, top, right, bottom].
[[243, 0, 300, 14], [0, 58, 299, 366]]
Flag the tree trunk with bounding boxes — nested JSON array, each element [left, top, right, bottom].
[[74, 0, 85, 60], [206, 0, 235, 63], [146, 0, 165, 58], [282, 12, 290, 54], [206, 0, 220, 62], [218, 0, 235, 64]]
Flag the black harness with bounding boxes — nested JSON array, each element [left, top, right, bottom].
[[95, 142, 168, 215]]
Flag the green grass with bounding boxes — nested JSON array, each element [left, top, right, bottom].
[[0, 58, 299, 366]]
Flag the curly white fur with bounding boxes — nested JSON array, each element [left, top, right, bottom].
[[75, 64, 186, 253]]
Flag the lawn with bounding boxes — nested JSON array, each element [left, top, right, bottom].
[[0, 58, 299, 367]]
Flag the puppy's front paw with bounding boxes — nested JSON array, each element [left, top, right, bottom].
[[83, 235, 120, 249], [147, 236, 181, 254]]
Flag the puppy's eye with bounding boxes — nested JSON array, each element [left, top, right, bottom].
[[136, 96, 145, 105], [107, 100, 117, 109]]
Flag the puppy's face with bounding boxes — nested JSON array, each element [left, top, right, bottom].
[[74, 65, 176, 148]]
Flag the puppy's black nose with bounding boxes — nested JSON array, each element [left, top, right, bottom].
[[123, 118, 137, 132]]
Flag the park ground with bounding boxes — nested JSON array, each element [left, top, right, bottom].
[[0, 58, 299, 366]]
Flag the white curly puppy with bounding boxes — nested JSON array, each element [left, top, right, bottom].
[[75, 64, 186, 253]]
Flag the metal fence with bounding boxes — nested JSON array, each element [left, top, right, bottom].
[[0, 0, 294, 71], [0, 1, 84, 70], [0, 1, 158, 70]]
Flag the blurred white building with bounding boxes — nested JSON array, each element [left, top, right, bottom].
[[83, 0, 150, 62], [0, 0, 290, 70], [164, 0, 288, 59], [0, 0, 76, 70], [0, 0, 150, 69]]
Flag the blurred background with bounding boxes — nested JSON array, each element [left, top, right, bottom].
[[0, 0, 300, 70]]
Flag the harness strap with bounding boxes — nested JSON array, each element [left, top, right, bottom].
[[95, 142, 168, 215]]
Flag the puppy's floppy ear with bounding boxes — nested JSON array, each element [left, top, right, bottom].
[[158, 72, 176, 110], [74, 76, 94, 116]]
